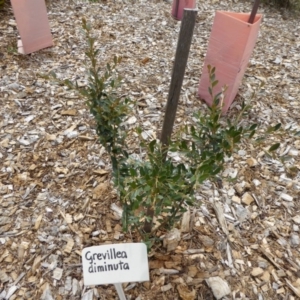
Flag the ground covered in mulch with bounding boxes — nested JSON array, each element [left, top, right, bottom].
[[1, 0, 300, 299]]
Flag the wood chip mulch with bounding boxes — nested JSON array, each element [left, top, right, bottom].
[[0, 0, 300, 299]]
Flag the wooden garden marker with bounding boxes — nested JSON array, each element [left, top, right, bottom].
[[160, 9, 197, 147]]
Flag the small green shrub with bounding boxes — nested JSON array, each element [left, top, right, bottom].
[[50, 19, 130, 175], [49, 19, 284, 249], [116, 65, 282, 245]]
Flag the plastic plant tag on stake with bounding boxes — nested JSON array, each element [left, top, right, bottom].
[[82, 243, 149, 286], [10, 0, 53, 54], [114, 283, 126, 300], [198, 11, 262, 113], [171, 0, 196, 21]]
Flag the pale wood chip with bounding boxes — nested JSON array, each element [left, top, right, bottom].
[[65, 214, 72, 224], [93, 169, 109, 175], [251, 267, 264, 277], [181, 208, 191, 233], [32, 255, 42, 274], [163, 228, 181, 252], [213, 201, 229, 235], [0, 271, 10, 283], [5, 286, 18, 299], [106, 219, 112, 233], [52, 268, 63, 280], [205, 277, 231, 300], [60, 109, 77, 116], [35, 214, 43, 230], [78, 135, 95, 141], [64, 239, 74, 254]]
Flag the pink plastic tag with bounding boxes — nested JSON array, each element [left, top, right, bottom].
[[10, 0, 53, 54], [171, 0, 196, 21], [198, 11, 262, 113]]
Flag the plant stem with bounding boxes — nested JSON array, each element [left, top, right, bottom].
[[143, 207, 154, 233], [151, 195, 187, 235]]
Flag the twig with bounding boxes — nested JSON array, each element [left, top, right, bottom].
[[65, 263, 82, 268], [11, 272, 26, 286], [259, 248, 282, 270], [213, 201, 229, 235], [286, 279, 300, 297], [0, 230, 26, 238]]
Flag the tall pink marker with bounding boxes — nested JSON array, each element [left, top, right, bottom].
[[10, 0, 53, 54], [171, 0, 196, 21], [198, 11, 262, 113]]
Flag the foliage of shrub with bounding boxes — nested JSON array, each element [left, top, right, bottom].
[[48, 19, 284, 249], [262, 0, 300, 11]]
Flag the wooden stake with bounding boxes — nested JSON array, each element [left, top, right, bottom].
[[248, 0, 260, 24], [160, 9, 197, 147]]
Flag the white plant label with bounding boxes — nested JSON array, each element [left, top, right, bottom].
[[82, 243, 149, 286]]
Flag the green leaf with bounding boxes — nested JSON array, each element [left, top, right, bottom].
[[129, 168, 137, 177], [233, 135, 241, 143], [249, 124, 258, 131], [197, 173, 209, 183], [269, 143, 280, 152], [211, 166, 222, 175], [149, 140, 156, 153], [248, 130, 256, 139], [215, 92, 222, 100], [199, 163, 212, 173], [266, 123, 281, 133], [212, 80, 219, 88], [273, 123, 281, 131]]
